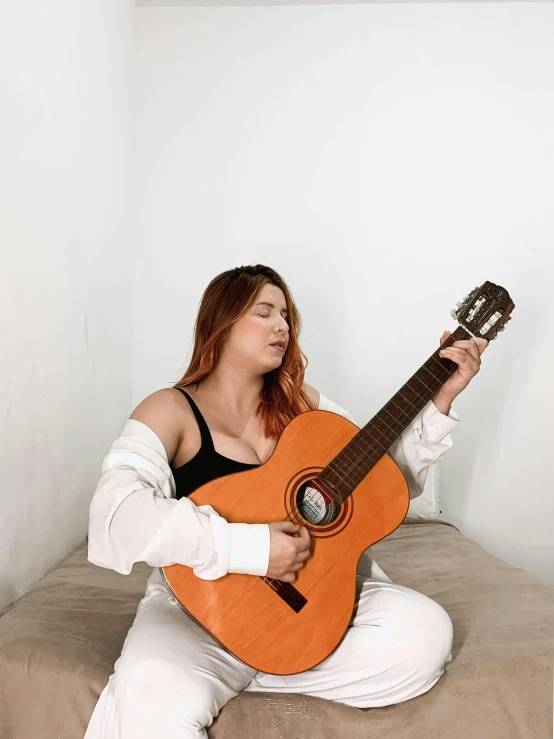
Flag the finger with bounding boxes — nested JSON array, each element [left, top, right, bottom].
[[295, 548, 311, 563], [475, 337, 489, 354], [452, 339, 480, 363], [455, 337, 488, 355], [297, 527, 311, 544], [439, 330, 451, 346], [440, 347, 479, 370], [294, 533, 310, 548], [440, 346, 475, 362], [280, 521, 299, 534], [294, 536, 311, 553]]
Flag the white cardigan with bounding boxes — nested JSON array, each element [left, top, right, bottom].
[[88, 392, 459, 581]]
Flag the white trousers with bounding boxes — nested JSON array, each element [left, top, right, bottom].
[[84, 556, 453, 739]]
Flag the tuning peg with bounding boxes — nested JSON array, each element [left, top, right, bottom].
[[462, 287, 479, 303], [450, 301, 463, 318]]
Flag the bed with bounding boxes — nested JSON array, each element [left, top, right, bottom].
[[1, 518, 552, 739]]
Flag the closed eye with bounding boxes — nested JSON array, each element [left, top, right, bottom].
[[259, 313, 289, 324]]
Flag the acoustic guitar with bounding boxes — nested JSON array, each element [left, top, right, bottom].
[[162, 281, 515, 675]]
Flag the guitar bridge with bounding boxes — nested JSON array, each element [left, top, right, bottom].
[[263, 577, 307, 613]]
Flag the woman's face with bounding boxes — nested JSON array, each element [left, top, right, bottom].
[[225, 283, 290, 373]]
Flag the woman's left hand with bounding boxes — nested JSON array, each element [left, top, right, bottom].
[[435, 330, 489, 404]]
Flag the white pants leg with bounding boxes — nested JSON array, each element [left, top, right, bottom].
[[84, 556, 453, 739], [84, 567, 257, 739]]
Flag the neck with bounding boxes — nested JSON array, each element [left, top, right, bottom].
[[197, 361, 265, 418], [319, 325, 469, 501]]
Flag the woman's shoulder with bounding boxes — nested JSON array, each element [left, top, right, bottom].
[[129, 388, 187, 465], [303, 382, 320, 410]]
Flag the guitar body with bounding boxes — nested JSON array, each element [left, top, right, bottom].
[[163, 410, 410, 675]]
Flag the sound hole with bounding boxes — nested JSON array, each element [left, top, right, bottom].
[[296, 478, 341, 526]]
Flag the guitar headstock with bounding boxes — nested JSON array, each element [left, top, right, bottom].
[[451, 281, 515, 341]]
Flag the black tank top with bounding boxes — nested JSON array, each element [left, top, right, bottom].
[[172, 387, 261, 499]]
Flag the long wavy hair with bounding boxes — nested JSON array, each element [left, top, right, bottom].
[[173, 264, 316, 439]]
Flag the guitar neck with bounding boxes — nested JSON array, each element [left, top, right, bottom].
[[319, 325, 471, 501]]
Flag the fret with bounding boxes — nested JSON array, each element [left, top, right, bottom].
[[408, 374, 435, 398], [396, 388, 421, 414], [416, 368, 442, 393], [365, 416, 401, 449], [421, 362, 446, 386], [337, 444, 367, 475], [374, 411, 403, 438], [404, 378, 426, 403], [334, 446, 378, 482], [429, 353, 452, 378], [356, 429, 389, 458], [319, 325, 468, 498], [331, 424, 393, 498], [359, 425, 390, 454], [340, 450, 365, 480], [390, 397, 414, 422], [370, 414, 393, 438], [331, 438, 383, 497], [377, 416, 402, 436], [349, 434, 382, 461], [382, 404, 406, 426]]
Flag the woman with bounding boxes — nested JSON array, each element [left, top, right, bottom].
[[85, 264, 487, 739]]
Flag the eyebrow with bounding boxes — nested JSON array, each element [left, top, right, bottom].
[[256, 301, 288, 316]]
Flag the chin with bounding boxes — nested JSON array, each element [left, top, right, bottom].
[[263, 357, 283, 372]]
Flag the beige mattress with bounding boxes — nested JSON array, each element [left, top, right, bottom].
[[1, 519, 553, 739]]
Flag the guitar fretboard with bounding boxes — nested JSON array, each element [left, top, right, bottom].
[[319, 325, 470, 501]]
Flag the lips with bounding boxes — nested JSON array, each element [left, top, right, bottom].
[[270, 341, 286, 350]]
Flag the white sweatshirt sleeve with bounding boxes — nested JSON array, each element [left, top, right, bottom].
[[87, 419, 270, 579], [316, 391, 459, 500]]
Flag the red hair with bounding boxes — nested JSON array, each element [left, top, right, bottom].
[[173, 265, 316, 439]]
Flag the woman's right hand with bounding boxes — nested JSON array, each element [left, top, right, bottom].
[[267, 521, 311, 581]]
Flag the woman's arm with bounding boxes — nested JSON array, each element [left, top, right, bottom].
[[88, 391, 270, 579]]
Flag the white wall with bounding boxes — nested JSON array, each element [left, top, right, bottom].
[[133, 4, 554, 585], [0, 0, 134, 614]]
